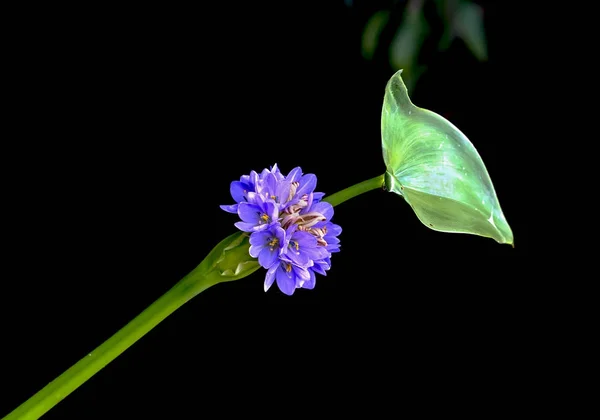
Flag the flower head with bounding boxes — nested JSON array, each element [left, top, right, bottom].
[[222, 164, 341, 295]]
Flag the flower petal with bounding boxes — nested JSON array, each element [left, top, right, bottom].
[[238, 202, 261, 223], [310, 201, 334, 221], [253, 192, 266, 206], [287, 247, 310, 267], [305, 192, 314, 210], [311, 261, 328, 275], [294, 231, 317, 248], [258, 247, 279, 269], [285, 223, 298, 237], [274, 225, 286, 245], [249, 244, 264, 258], [249, 170, 259, 189], [326, 244, 340, 253], [276, 265, 296, 295], [302, 269, 316, 289], [292, 264, 310, 282], [264, 265, 277, 292], [312, 192, 325, 202], [220, 204, 239, 213], [325, 222, 342, 236], [265, 201, 279, 221], [304, 246, 329, 261], [276, 180, 292, 205], [245, 191, 258, 204], [296, 174, 316, 196], [286, 167, 303, 182], [252, 223, 269, 232], [325, 236, 340, 245], [234, 222, 258, 232], [249, 230, 271, 245], [263, 173, 277, 197], [230, 181, 247, 203]]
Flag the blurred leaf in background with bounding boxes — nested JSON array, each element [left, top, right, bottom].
[[360, 0, 487, 90], [361, 10, 391, 60], [388, 0, 429, 92], [436, 0, 487, 60]]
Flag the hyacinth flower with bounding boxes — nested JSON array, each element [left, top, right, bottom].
[[5, 69, 513, 420], [220, 164, 339, 296]]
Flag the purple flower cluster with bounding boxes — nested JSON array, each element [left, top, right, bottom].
[[221, 164, 341, 295]]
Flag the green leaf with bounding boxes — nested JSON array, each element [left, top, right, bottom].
[[381, 69, 513, 245]]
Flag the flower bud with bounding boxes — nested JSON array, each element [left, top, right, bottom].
[[199, 232, 260, 284]]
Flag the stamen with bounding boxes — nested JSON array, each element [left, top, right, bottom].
[[300, 225, 327, 246], [288, 181, 300, 202], [281, 212, 299, 229], [302, 218, 324, 228], [297, 212, 326, 228], [298, 211, 323, 220], [260, 213, 270, 223], [311, 227, 326, 237], [285, 263, 292, 273]]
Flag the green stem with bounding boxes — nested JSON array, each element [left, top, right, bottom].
[[323, 174, 385, 207], [3, 267, 216, 420], [4, 174, 385, 420]]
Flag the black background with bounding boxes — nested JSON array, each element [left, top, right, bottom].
[[2, 1, 543, 418]]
